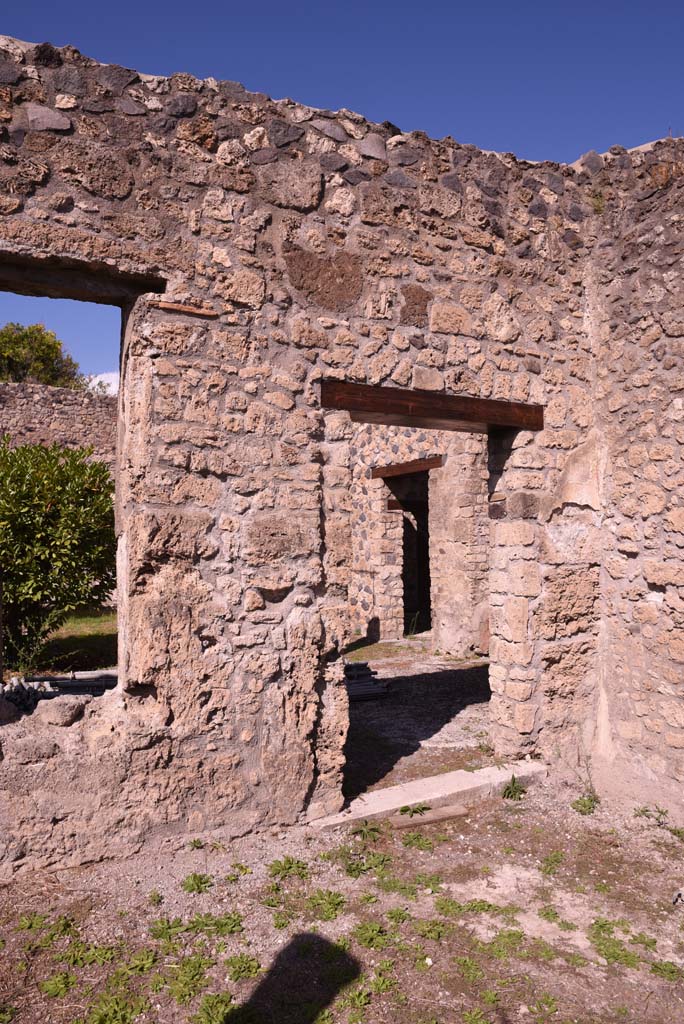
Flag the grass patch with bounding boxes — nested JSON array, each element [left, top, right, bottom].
[[38, 608, 117, 672], [588, 919, 640, 968], [182, 873, 214, 894]]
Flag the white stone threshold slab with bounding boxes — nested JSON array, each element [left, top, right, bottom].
[[312, 760, 547, 829]]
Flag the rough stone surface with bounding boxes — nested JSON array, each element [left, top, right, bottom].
[[0, 37, 681, 874], [0, 382, 117, 467]]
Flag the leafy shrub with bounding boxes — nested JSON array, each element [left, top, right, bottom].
[[0, 322, 84, 389], [0, 439, 115, 669]]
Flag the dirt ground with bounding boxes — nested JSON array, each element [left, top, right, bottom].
[[343, 640, 493, 801], [1, 772, 683, 1024]]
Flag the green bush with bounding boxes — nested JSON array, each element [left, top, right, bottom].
[[0, 438, 116, 670], [0, 322, 85, 388]]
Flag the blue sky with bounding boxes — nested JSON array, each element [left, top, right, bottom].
[[2, 0, 682, 374]]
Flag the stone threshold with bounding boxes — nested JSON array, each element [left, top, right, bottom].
[[311, 760, 547, 829]]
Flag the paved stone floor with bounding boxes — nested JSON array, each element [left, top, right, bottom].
[[343, 639, 493, 801]]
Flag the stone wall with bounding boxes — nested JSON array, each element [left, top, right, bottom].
[[0, 381, 117, 466], [0, 35, 682, 874]]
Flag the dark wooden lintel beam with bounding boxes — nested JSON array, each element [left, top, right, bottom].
[[371, 455, 445, 479], [320, 380, 544, 432]]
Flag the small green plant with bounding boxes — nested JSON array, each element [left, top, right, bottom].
[[571, 792, 600, 815], [39, 971, 77, 998], [60, 940, 118, 967], [463, 1010, 491, 1024], [307, 889, 346, 921], [481, 928, 526, 961], [588, 919, 639, 968], [168, 952, 215, 1004], [530, 993, 558, 1021], [85, 993, 148, 1024], [591, 191, 605, 214], [399, 802, 431, 817], [226, 953, 261, 981], [120, 948, 158, 976], [148, 889, 163, 907], [402, 832, 433, 852], [351, 820, 382, 843], [634, 804, 669, 827], [414, 919, 447, 941], [272, 910, 292, 929], [268, 856, 309, 881], [630, 931, 656, 950], [538, 906, 577, 931], [17, 912, 49, 931], [191, 993, 235, 1024], [182, 872, 214, 894], [455, 956, 484, 982], [0, 1008, 15, 1024], [502, 775, 526, 801], [387, 907, 411, 925], [186, 911, 244, 937], [482, 990, 500, 1007], [188, 838, 204, 849], [353, 921, 390, 950], [541, 851, 564, 876], [650, 960, 682, 981], [224, 862, 252, 882]]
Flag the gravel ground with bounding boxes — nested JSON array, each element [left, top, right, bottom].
[[2, 772, 683, 1024]]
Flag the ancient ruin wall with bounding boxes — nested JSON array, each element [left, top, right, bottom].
[[0, 35, 681, 873], [0, 381, 117, 466]]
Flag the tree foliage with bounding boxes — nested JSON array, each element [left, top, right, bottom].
[[0, 322, 85, 389], [0, 438, 116, 669]]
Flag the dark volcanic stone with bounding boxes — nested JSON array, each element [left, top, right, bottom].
[[95, 64, 138, 96], [82, 97, 115, 114], [0, 61, 21, 85], [29, 43, 62, 67], [320, 152, 347, 173], [215, 118, 243, 141], [441, 172, 462, 193], [251, 147, 279, 165], [384, 169, 417, 189], [528, 198, 548, 219], [392, 147, 420, 166], [268, 118, 304, 148], [581, 150, 604, 174], [53, 66, 86, 96], [567, 203, 585, 223], [563, 228, 583, 249], [343, 168, 371, 185], [166, 93, 198, 118], [545, 172, 565, 195], [311, 118, 348, 142]]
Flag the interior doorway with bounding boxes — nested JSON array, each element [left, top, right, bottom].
[[385, 469, 432, 636]]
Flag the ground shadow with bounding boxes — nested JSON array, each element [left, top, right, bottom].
[[223, 932, 360, 1022], [343, 663, 490, 801]]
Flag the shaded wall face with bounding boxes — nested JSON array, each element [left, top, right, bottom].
[[1, 37, 682, 872], [589, 153, 684, 787]]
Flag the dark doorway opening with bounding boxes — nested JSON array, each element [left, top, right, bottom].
[[386, 470, 432, 635]]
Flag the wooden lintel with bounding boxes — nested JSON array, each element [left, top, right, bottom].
[[372, 455, 445, 479], [154, 300, 219, 319], [321, 380, 544, 432]]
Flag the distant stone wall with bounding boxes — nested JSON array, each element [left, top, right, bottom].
[[346, 421, 488, 654], [0, 382, 117, 468]]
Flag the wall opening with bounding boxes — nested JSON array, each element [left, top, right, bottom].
[[0, 255, 164, 710], [385, 469, 432, 636]]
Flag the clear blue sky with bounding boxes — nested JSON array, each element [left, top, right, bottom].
[[2, 0, 683, 374]]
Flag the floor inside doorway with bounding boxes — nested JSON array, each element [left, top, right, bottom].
[[343, 636, 494, 802]]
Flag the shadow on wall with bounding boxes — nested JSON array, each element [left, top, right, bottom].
[[343, 664, 490, 801], [226, 933, 360, 1022]]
